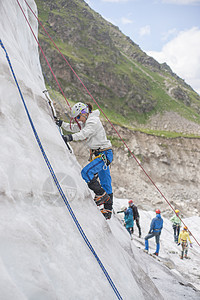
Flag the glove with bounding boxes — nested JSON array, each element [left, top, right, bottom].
[[62, 134, 73, 143], [148, 230, 152, 234], [177, 243, 180, 246], [55, 119, 63, 127], [190, 243, 193, 247]]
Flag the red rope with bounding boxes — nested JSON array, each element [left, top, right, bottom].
[[16, 0, 71, 111], [19, 0, 199, 247]]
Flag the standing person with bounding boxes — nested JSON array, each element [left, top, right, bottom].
[[178, 226, 192, 259], [128, 200, 142, 238], [144, 209, 163, 256], [170, 209, 181, 243], [57, 102, 113, 219], [120, 206, 134, 238]]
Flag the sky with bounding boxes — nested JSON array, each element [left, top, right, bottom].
[[85, 0, 200, 94], [1, 1, 200, 299]]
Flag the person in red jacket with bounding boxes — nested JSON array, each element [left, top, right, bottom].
[[128, 200, 141, 237]]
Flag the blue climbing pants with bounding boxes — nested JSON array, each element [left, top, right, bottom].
[[145, 232, 161, 253], [81, 150, 113, 194]]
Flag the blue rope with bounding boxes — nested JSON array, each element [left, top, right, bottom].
[[0, 39, 123, 300]]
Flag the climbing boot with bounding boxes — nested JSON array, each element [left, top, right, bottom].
[[88, 177, 109, 206], [88, 177, 105, 195], [104, 193, 113, 210], [100, 208, 112, 219], [100, 193, 113, 219], [94, 192, 110, 206]]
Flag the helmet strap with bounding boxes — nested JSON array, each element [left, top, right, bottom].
[[70, 117, 81, 130]]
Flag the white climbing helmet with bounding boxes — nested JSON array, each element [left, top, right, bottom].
[[71, 102, 88, 118]]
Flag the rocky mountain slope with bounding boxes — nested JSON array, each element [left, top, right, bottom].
[[35, 0, 200, 130], [71, 123, 200, 218]]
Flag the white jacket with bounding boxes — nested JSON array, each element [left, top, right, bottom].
[[61, 110, 112, 150]]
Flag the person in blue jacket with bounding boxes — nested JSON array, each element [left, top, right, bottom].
[[121, 206, 134, 237], [144, 209, 163, 256]]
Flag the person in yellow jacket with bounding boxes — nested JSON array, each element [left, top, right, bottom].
[[178, 226, 192, 259]]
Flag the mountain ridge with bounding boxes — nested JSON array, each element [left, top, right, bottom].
[[35, 0, 200, 131]]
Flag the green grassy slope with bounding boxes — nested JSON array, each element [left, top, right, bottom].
[[35, 0, 200, 131]]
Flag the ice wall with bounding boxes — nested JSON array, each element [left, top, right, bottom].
[[0, 1, 155, 299]]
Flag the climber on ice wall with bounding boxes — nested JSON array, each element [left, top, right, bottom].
[[56, 102, 113, 219]]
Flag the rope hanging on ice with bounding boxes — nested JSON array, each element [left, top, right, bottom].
[[0, 39, 123, 300]]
